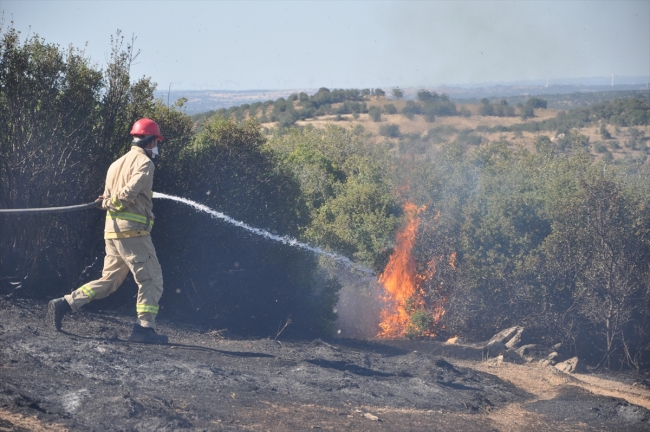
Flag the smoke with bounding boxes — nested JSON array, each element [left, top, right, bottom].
[[315, 259, 383, 339], [382, 1, 650, 85]]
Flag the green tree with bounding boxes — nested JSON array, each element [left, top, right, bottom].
[[368, 106, 382, 122], [0, 28, 145, 298], [384, 104, 398, 115], [267, 125, 399, 268], [452, 144, 551, 336], [379, 123, 400, 138], [307, 180, 399, 265], [520, 105, 535, 119], [417, 89, 434, 102], [401, 101, 421, 119], [526, 97, 547, 109], [600, 123, 612, 139], [538, 160, 650, 368], [477, 98, 493, 116]]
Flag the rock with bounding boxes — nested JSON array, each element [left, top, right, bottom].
[[505, 327, 530, 349], [489, 327, 520, 345], [484, 340, 507, 358], [556, 344, 575, 362], [502, 350, 526, 364], [538, 352, 559, 367], [515, 344, 542, 357], [515, 344, 534, 356], [554, 356, 584, 374], [486, 354, 504, 366], [488, 326, 531, 350]]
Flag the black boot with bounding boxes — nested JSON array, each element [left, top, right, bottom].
[[128, 324, 168, 344], [47, 297, 71, 331]]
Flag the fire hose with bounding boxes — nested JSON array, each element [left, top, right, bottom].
[[0, 194, 375, 273], [0, 201, 100, 214]]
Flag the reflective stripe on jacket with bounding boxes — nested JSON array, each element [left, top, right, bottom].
[[101, 146, 155, 239]]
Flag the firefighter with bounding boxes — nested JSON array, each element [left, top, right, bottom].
[[48, 118, 168, 344]]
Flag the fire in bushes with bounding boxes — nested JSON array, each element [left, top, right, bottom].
[[377, 203, 455, 338]]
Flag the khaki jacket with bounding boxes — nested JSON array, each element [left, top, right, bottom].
[[101, 146, 155, 239]]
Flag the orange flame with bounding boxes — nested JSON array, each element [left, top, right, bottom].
[[377, 203, 423, 338], [377, 203, 455, 338]]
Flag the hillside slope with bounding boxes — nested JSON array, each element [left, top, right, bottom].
[[197, 90, 650, 162]]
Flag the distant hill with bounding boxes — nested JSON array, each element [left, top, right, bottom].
[[182, 86, 649, 166], [156, 76, 649, 114]]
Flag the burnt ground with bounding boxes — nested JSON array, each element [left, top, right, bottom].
[[1, 298, 649, 431]]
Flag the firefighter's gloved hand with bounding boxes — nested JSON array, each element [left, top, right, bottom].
[[101, 197, 112, 211], [102, 196, 124, 212]]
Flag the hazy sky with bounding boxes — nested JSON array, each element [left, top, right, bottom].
[[3, 1, 649, 90]]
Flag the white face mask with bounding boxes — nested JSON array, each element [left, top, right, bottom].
[[151, 146, 159, 158]]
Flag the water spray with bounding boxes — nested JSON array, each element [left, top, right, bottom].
[[153, 192, 374, 275]]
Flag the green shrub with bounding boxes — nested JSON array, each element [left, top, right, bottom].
[[526, 97, 548, 109], [379, 123, 400, 137], [368, 107, 382, 122], [406, 309, 435, 339], [456, 128, 482, 145], [401, 101, 421, 119], [384, 104, 398, 115], [594, 142, 608, 153], [158, 117, 339, 336], [600, 124, 612, 139]]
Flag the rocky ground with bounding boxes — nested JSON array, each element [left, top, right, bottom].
[[1, 298, 649, 431]]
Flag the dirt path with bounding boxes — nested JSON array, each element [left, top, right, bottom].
[[1, 299, 649, 431], [458, 360, 650, 432], [465, 360, 650, 409]]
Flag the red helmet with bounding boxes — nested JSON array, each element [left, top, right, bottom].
[[130, 118, 164, 141]]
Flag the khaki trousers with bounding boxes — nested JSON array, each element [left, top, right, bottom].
[[65, 236, 164, 329]]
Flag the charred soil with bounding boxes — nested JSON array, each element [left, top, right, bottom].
[[1, 299, 649, 431]]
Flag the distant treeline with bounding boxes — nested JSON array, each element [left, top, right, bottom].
[[458, 89, 650, 110], [192, 87, 564, 127], [195, 88, 650, 131], [193, 87, 384, 128], [193, 87, 470, 128], [477, 95, 650, 134]]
